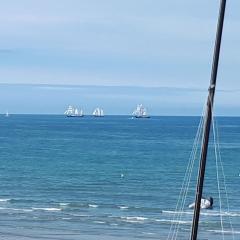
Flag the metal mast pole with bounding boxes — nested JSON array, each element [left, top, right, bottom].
[[190, 1, 226, 240]]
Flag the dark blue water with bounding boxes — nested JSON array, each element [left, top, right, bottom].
[[0, 115, 239, 240]]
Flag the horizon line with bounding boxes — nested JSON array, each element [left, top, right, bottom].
[[1, 113, 240, 117], [1, 82, 240, 93]]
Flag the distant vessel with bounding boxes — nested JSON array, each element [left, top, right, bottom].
[[5, 111, 9, 117], [93, 107, 104, 117], [132, 104, 150, 118], [64, 105, 84, 117]]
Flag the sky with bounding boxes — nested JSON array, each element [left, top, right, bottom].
[[0, 0, 239, 115]]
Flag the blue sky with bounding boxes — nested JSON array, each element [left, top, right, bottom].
[[0, 1, 239, 115]]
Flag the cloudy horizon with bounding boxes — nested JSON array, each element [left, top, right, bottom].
[[0, 83, 239, 116], [0, 1, 239, 115]]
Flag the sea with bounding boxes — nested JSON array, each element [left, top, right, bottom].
[[0, 115, 239, 240]]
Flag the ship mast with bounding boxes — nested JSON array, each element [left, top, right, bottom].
[[190, 1, 226, 240]]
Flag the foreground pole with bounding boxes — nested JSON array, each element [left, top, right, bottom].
[[190, 1, 226, 239]]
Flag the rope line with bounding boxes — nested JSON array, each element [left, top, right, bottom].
[[167, 101, 206, 240], [212, 112, 225, 239], [215, 119, 235, 239], [173, 114, 205, 240], [167, 120, 201, 240], [210, 96, 234, 239], [168, 97, 234, 239]]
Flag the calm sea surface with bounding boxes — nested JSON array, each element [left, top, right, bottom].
[[0, 115, 239, 240]]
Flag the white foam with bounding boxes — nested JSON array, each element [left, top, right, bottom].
[[208, 229, 240, 234], [119, 206, 129, 210], [110, 223, 118, 226], [0, 207, 33, 212], [120, 216, 148, 223], [0, 198, 11, 202], [93, 221, 105, 224], [88, 204, 98, 208], [221, 212, 240, 217], [59, 203, 69, 206], [155, 219, 191, 224], [124, 216, 148, 221], [32, 207, 61, 211], [142, 232, 155, 235], [162, 210, 193, 215], [71, 213, 91, 217], [15, 208, 33, 212], [162, 210, 240, 217]]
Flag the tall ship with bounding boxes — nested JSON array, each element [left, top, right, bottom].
[[64, 105, 84, 117], [132, 104, 150, 118], [92, 107, 104, 117]]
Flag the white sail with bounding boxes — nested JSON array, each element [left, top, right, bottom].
[[64, 105, 83, 117], [132, 104, 149, 118], [93, 108, 97, 116], [93, 107, 104, 117], [64, 105, 74, 115]]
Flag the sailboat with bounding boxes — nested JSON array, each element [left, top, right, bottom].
[[5, 110, 9, 117], [93, 107, 104, 117], [64, 105, 84, 117], [168, 1, 231, 239], [132, 104, 150, 118]]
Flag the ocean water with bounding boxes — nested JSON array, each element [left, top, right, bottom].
[[0, 115, 239, 240]]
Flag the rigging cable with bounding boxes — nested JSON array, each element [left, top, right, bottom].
[[214, 117, 235, 239], [168, 115, 203, 240], [167, 101, 206, 240], [174, 113, 206, 240], [210, 95, 235, 239], [211, 107, 225, 239]]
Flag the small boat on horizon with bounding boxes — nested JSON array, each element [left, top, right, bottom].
[[93, 107, 104, 117], [64, 105, 84, 117], [5, 110, 9, 117], [132, 104, 150, 118]]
